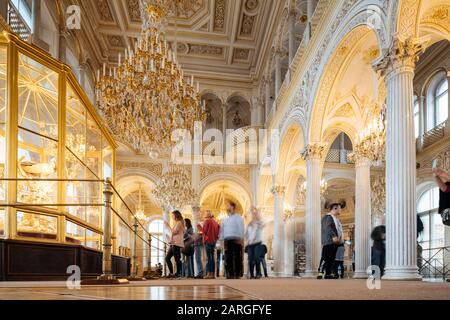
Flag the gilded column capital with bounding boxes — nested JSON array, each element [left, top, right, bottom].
[[271, 185, 286, 197], [348, 148, 372, 165], [301, 143, 326, 161], [373, 35, 429, 78]]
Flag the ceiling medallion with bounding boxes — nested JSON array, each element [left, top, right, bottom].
[[245, 0, 259, 11], [96, 0, 205, 157]]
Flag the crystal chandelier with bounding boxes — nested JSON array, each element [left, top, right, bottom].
[[352, 111, 386, 164], [152, 165, 197, 209], [135, 183, 149, 223], [96, 0, 205, 156]]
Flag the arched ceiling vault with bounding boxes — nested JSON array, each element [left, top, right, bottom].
[[309, 25, 383, 144]]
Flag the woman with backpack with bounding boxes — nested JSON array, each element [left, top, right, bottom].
[[182, 218, 195, 278]]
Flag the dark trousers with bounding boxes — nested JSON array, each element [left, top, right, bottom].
[[205, 243, 216, 273], [260, 256, 268, 277], [216, 249, 222, 277], [182, 254, 194, 277], [333, 260, 344, 278], [371, 247, 386, 276], [224, 239, 243, 279], [247, 243, 262, 278], [321, 244, 338, 276], [165, 245, 182, 276]]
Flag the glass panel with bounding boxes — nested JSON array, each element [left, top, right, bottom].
[[86, 229, 101, 250], [418, 188, 439, 213], [86, 115, 101, 178], [102, 138, 113, 180], [65, 220, 85, 245], [414, 101, 419, 139], [85, 179, 101, 227], [0, 208, 5, 236], [17, 53, 58, 205], [436, 89, 448, 125], [17, 128, 58, 204], [65, 151, 86, 220], [0, 47, 6, 202], [18, 53, 58, 139], [66, 85, 86, 160], [66, 85, 87, 220], [16, 211, 57, 240]]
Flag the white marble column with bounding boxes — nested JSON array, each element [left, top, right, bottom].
[[271, 184, 286, 276], [353, 156, 372, 278], [284, 215, 295, 276], [302, 144, 325, 277], [374, 36, 427, 280]]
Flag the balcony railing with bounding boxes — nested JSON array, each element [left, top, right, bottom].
[[419, 246, 450, 281], [420, 121, 446, 149], [325, 149, 354, 164], [7, 0, 31, 41]]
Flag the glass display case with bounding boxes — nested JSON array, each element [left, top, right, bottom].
[[0, 31, 117, 248]]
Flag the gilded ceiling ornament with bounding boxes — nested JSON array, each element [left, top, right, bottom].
[[373, 36, 428, 77], [189, 44, 224, 56], [96, 0, 114, 22], [333, 103, 355, 118], [245, 0, 259, 11], [241, 14, 256, 35], [214, 0, 226, 30]]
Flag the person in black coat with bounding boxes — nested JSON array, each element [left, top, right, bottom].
[[371, 225, 386, 276]]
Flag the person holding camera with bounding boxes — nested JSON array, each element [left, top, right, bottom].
[[433, 168, 450, 227]]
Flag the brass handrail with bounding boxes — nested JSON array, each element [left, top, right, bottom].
[[0, 177, 169, 249]]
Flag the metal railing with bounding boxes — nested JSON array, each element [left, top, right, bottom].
[[419, 246, 450, 281], [420, 121, 446, 149], [7, 0, 31, 41], [0, 177, 170, 279]]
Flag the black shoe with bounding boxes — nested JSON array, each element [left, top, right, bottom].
[[194, 275, 204, 279]]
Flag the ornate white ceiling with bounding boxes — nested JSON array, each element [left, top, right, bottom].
[[68, 0, 282, 83]]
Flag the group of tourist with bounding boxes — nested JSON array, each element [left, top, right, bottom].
[[163, 201, 269, 280], [317, 167, 450, 280]]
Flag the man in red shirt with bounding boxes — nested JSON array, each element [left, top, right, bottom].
[[201, 210, 220, 279]]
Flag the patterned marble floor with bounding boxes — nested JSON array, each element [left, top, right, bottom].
[[0, 278, 448, 300], [0, 284, 258, 300]]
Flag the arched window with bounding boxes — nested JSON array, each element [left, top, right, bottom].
[[149, 219, 164, 267], [417, 187, 445, 264], [414, 98, 420, 139], [435, 79, 448, 126]]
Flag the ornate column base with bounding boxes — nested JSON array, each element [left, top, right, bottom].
[[383, 266, 422, 281]]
